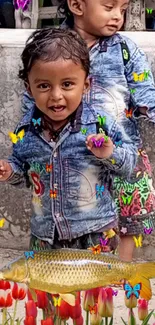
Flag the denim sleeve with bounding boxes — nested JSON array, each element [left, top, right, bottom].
[[7, 151, 25, 185], [124, 36, 155, 122], [100, 121, 138, 178], [21, 91, 35, 114]]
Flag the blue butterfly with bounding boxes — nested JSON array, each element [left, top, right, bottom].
[[114, 132, 122, 147], [96, 184, 105, 199], [32, 118, 41, 127], [124, 283, 141, 299], [24, 251, 35, 260]]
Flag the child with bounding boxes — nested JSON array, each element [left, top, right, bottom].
[[0, 28, 138, 253], [47, 0, 155, 262]]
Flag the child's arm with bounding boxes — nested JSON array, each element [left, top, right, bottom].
[[86, 122, 138, 178], [0, 153, 25, 185], [124, 37, 155, 122]]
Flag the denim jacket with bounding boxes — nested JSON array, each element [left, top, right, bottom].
[[7, 103, 138, 244]]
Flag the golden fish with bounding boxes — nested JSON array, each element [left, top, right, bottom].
[[0, 249, 155, 304]]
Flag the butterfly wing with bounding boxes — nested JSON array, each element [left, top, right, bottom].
[[139, 73, 144, 82], [0, 218, 5, 227], [127, 195, 133, 205], [121, 196, 127, 205], [133, 72, 138, 82], [8, 132, 18, 144], [133, 283, 141, 298], [18, 129, 25, 141]]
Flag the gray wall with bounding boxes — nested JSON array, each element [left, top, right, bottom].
[[0, 30, 155, 258]]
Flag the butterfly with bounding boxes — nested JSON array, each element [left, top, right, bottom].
[[110, 158, 116, 165], [115, 140, 122, 147], [24, 251, 34, 259], [125, 109, 132, 118], [8, 129, 25, 144], [144, 227, 153, 235], [96, 184, 105, 199], [124, 283, 141, 299], [32, 118, 41, 127], [133, 72, 144, 82], [114, 132, 122, 147], [46, 164, 52, 172], [100, 237, 108, 247], [0, 218, 5, 228], [50, 190, 57, 198], [97, 115, 106, 127], [88, 304, 97, 314], [146, 8, 153, 14], [88, 244, 101, 254], [99, 128, 105, 134], [80, 128, 88, 135], [133, 234, 143, 248], [104, 229, 116, 239], [53, 296, 62, 307], [144, 70, 150, 80], [121, 195, 133, 205], [142, 219, 153, 229], [112, 290, 118, 296], [122, 49, 129, 61], [14, 0, 31, 11], [130, 88, 136, 94], [92, 138, 104, 148]]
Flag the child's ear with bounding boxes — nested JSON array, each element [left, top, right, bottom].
[[67, 0, 84, 16], [83, 77, 90, 94], [25, 81, 32, 96]]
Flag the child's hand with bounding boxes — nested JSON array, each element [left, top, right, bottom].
[[0, 160, 13, 181], [86, 134, 114, 159]]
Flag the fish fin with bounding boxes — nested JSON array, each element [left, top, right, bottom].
[[129, 262, 155, 300], [59, 293, 76, 306], [29, 288, 37, 302]]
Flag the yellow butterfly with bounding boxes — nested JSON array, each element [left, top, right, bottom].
[[8, 129, 25, 144], [0, 218, 5, 228], [133, 72, 144, 82], [53, 296, 62, 307], [133, 234, 143, 248], [104, 229, 116, 239]]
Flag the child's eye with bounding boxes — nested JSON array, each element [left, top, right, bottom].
[[104, 5, 113, 10], [37, 83, 50, 90], [62, 81, 74, 88]]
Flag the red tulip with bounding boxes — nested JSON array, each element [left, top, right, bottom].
[[74, 315, 84, 325], [56, 300, 70, 320], [69, 292, 82, 319], [138, 299, 149, 320], [41, 318, 54, 325], [12, 283, 27, 300], [35, 290, 48, 309], [98, 287, 113, 317], [24, 316, 36, 325], [25, 300, 37, 318], [0, 292, 13, 307], [83, 290, 95, 312], [0, 280, 11, 290]]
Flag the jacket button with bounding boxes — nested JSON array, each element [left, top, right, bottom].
[[53, 152, 57, 158]]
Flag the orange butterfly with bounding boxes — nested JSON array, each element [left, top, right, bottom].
[[125, 109, 132, 118], [88, 244, 101, 254], [89, 304, 97, 314], [50, 190, 57, 198], [46, 163, 52, 172]]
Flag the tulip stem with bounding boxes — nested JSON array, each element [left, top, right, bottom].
[[105, 317, 108, 325], [42, 309, 46, 320], [86, 311, 89, 325], [2, 308, 7, 325], [11, 300, 18, 325]]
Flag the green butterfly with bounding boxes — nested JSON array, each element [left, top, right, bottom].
[[80, 128, 88, 135], [146, 8, 153, 14], [144, 69, 150, 80], [121, 195, 133, 205], [97, 115, 106, 126], [130, 88, 136, 94]]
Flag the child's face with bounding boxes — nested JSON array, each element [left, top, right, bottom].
[[69, 0, 129, 37], [27, 59, 89, 122]]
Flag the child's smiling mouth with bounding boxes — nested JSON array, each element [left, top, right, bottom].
[[49, 105, 66, 112]]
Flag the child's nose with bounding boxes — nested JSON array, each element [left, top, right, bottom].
[[112, 8, 122, 21], [50, 87, 63, 101]]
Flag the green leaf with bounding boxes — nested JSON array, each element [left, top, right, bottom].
[[121, 318, 127, 325], [142, 310, 154, 325]]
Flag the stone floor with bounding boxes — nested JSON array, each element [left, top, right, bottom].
[[0, 248, 155, 325]]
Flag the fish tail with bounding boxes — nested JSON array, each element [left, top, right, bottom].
[[129, 262, 155, 300]]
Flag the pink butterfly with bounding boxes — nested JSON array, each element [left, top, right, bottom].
[[14, 0, 31, 11], [100, 237, 108, 246], [92, 138, 104, 148], [112, 290, 118, 296], [144, 227, 153, 235]]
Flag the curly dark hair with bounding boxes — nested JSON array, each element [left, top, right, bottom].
[[19, 28, 89, 83], [58, 0, 74, 27]]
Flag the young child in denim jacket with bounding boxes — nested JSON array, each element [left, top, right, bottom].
[[0, 28, 138, 253], [49, 0, 155, 262]]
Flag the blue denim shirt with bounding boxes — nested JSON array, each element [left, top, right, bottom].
[[7, 103, 138, 244]]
